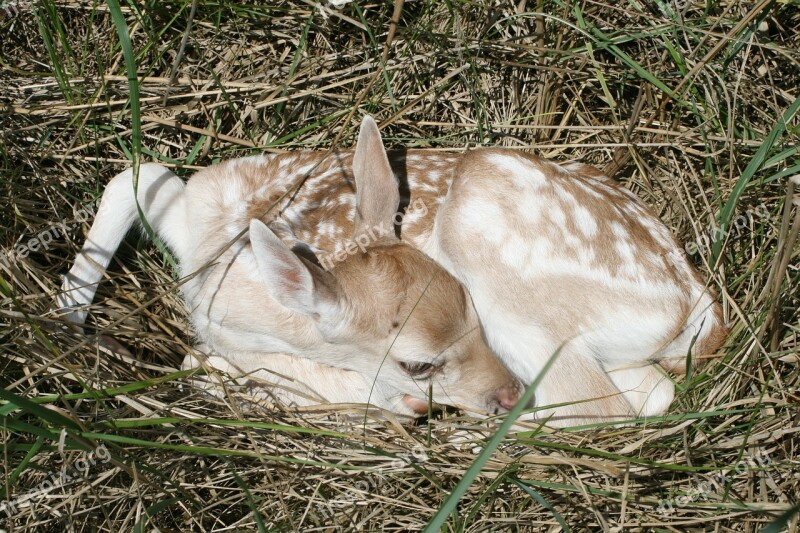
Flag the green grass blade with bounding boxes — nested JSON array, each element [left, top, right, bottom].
[[133, 497, 181, 533], [712, 95, 800, 261], [423, 346, 563, 532], [0, 435, 45, 499], [510, 478, 571, 531], [32, 0, 74, 104], [0, 387, 81, 430], [231, 469, 268, 533], [106, 0, 141, 174]]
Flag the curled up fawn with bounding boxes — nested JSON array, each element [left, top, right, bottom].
[[57, 116, 727, 426]]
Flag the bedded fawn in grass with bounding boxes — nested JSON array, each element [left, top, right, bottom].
[[58, 117, 726, 426]]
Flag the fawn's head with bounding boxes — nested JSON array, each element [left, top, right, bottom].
[[247, 117, 521, 415]]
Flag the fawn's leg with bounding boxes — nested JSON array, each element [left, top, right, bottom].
[[605, 362, 675, 417], [506, 342, 636, 427]]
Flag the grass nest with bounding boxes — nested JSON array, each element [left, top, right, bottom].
[[1, 0, 799, 530]]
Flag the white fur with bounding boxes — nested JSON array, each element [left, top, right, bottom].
[[57, 164, 188, 325]]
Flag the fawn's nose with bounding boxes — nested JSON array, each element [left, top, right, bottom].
[[495, 383, 522, 412]]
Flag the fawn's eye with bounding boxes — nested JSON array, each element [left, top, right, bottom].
[[399, 361, 440, 378]]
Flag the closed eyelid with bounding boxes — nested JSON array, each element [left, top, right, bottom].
[[399, 360, 443, 377]]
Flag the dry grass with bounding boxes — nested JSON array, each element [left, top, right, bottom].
[[1, 0, 799, 531]]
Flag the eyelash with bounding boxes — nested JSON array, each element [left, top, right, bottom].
[[399, 361, 439, 378]]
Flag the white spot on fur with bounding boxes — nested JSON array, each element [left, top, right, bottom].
[[573, 205, 597, 237], [564, 232, 582, 251], [462, 198, 508, 244], [578, 245, 596, 265], [610, 222, 629, 239], [573, 180, 605, 200], [548, 206, 567, 227], [488, 154, 546, 187], [501, 234, 529, 266], [614, 239, 635, 261], [555, 187, 577, 206], [518, 194, 543, 224]]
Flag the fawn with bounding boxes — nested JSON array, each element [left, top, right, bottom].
[[58, 116, 726, 426]]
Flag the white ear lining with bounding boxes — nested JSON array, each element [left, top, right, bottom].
[[249, 218, 318, 316]]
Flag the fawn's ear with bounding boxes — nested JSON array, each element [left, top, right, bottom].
[[249, 219, 340, 320], [352, 116, 400, 237]]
